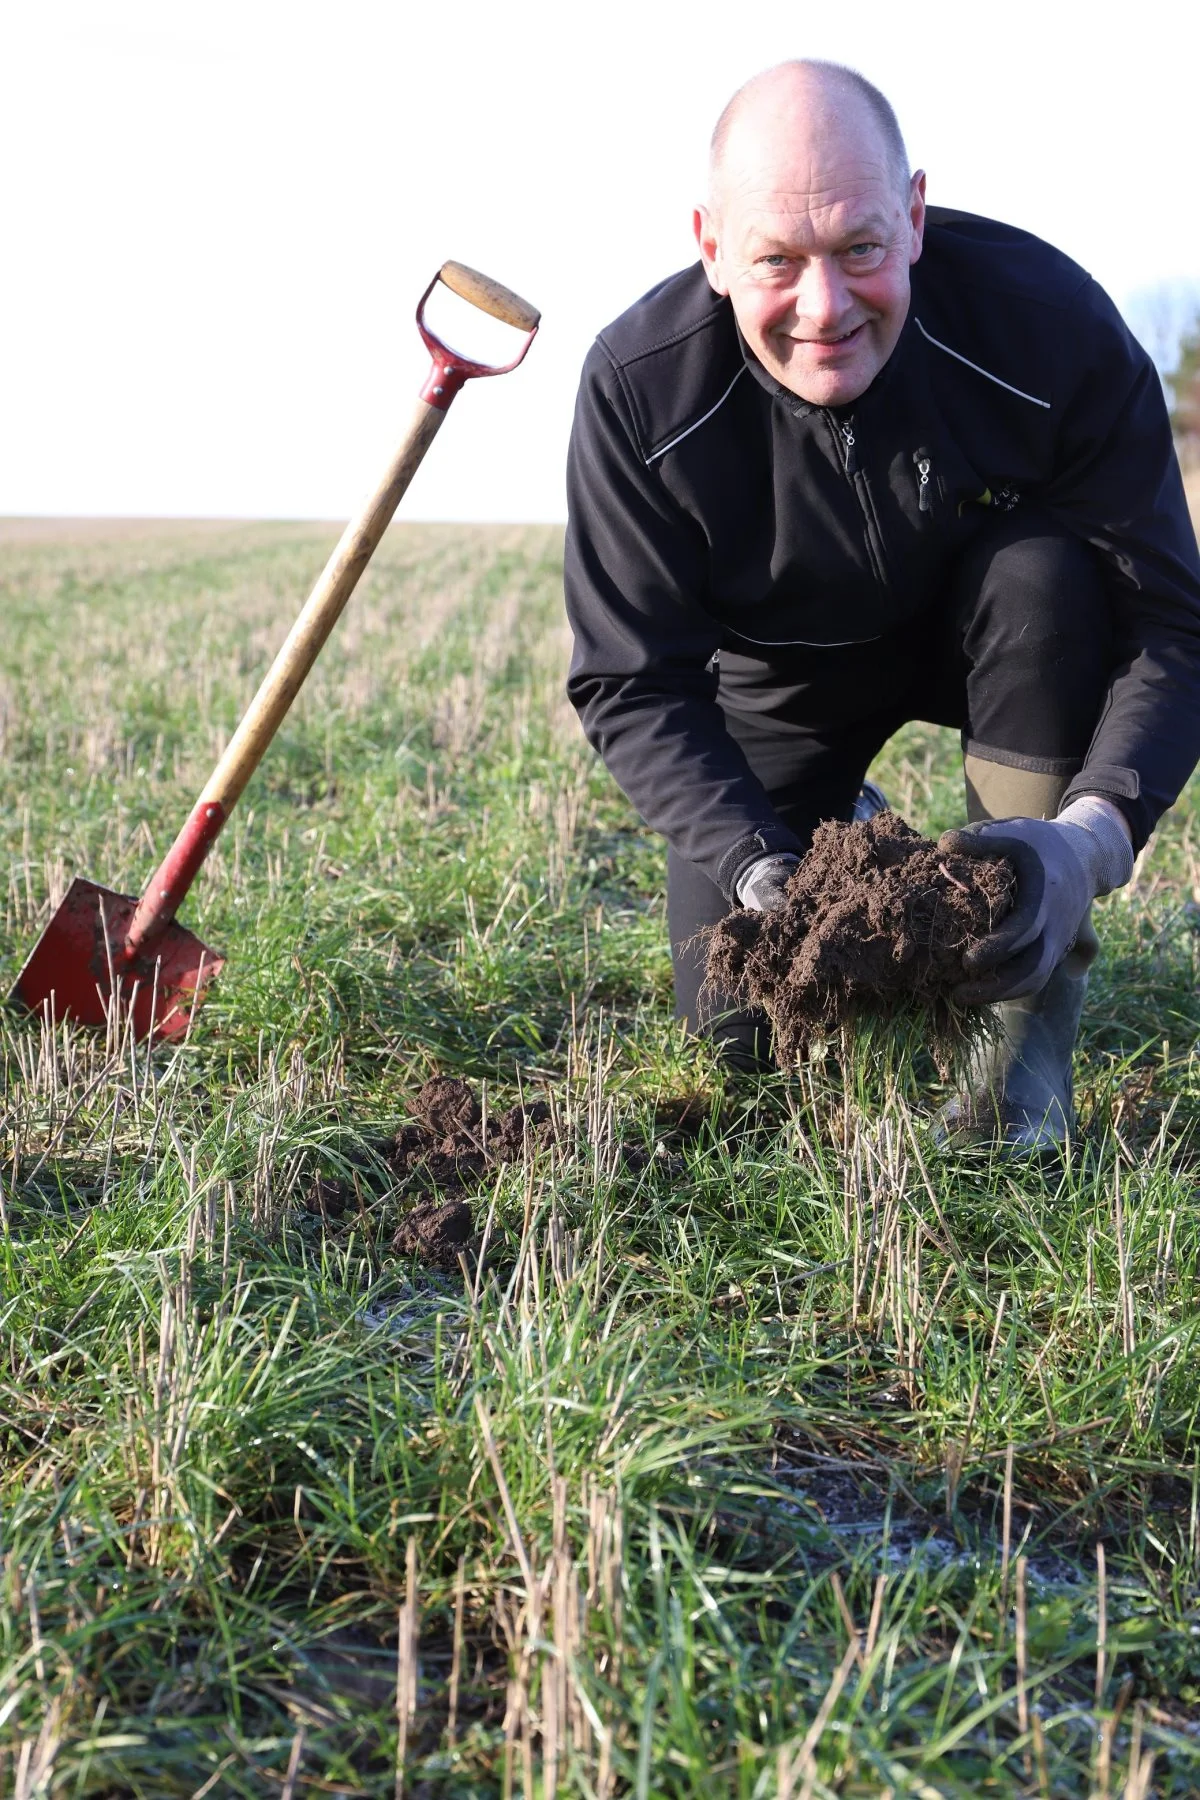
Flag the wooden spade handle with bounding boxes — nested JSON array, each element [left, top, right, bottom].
[[121, 261, 540, 960], [438, 260, 541, 332], [202, 400, 444, 812], [121, 400, 448, 958]]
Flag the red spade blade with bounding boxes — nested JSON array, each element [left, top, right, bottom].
[[9, 877, 225, 1044]]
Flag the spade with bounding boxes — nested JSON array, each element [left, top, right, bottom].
[[10, 262, 539, 1042]]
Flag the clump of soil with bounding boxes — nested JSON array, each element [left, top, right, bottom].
[[649, 1094, 713, 1140], [391, 1078, 553, 1195], [310, 1076, 711, 1274], [705, 812, 1015, 1065], [414, 1075, 482, 1140], [307, 1174, 353, 1219], [391, 1198, 475, 1271], [387, 1077, 555, 1268]]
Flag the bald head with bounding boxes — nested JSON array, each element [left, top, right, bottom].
[[694, 60, 925, 406], [709, 61, 910, 216]]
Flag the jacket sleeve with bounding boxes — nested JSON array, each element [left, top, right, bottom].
[[1043, 281, 1200, 850], [563, 340, 802, 894]]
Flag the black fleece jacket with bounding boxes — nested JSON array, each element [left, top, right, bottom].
[[564, 207, 1200, 896]]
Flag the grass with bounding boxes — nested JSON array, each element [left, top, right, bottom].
[[2, 514, 1200, 1796]]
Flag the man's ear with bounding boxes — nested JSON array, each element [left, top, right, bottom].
[[694, 205, 728, 294], [907, 171, 927, 265]]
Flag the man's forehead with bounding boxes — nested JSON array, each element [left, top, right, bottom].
[[725, 178, 901, 246], [716, 136, 899, 210]]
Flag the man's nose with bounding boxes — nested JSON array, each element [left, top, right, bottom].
[[793, 257, 851, 329]]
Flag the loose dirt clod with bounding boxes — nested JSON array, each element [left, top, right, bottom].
[[382, 1078, 704, 1268], [414, 1075, 482, 1140], [705, 811, 1015, 1065], [390, 1199, 474, 1271], [490, 1098, 553, 1160], [388, 1079, 555, 1267], [650, 1095, 713, 1140], [391, 1079, 553, 1189]]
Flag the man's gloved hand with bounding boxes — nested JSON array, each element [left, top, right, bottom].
[[938, 797, 1134, 1003], [736, 853, 801, 912]]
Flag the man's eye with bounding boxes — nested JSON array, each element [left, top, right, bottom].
[[759, 255, 789, 268], [846, 242, 881, 259]]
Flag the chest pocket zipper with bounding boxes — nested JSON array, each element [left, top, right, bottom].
[[913, 448, 933, 513]]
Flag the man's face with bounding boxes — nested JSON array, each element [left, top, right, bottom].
[[696, 123, 925, 408]]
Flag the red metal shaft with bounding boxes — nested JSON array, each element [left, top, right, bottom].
[[419, 357, 469, 409], [121, 799, 228, 960]]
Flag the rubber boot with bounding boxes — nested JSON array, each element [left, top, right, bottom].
[[936, 754, 1096, 1152], [852, 779, 890, 822]]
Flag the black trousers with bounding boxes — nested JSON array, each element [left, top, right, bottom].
[[668, 512, 1115, 1067]]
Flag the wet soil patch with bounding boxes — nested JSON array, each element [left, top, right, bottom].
[[706, 812, 1015, 1064]]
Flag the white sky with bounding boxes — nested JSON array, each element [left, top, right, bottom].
[[2, 0, 1197, 524]]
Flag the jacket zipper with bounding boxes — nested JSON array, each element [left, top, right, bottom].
[[827, 412, 889, 588], [913, 448, 932, 512]]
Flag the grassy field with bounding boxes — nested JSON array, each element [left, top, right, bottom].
[[2, 511, 1200, 1797]]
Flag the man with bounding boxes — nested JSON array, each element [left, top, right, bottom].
[[564, 60, 1200, 1147]]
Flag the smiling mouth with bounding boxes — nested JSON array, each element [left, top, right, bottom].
[[801, 323, 866, 347]]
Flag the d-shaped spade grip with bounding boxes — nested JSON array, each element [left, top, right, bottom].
[[438, 261, 541, 332], [417, 260, 541, 408]]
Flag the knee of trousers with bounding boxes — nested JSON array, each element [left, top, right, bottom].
[[953, 515, 1112, 672]]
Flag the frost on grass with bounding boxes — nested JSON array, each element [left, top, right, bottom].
[[705, 811, 1016, 1068]]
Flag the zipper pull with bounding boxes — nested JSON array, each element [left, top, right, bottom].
[[840, 421, 858, 475], [913, 448, 932, 512]]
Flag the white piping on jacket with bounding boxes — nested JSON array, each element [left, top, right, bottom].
[[915, 318, 1051, 409], [720, 631, 883, 648], [645, 366, 747, 463]]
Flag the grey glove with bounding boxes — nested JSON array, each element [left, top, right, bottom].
[[938, 797, 1134, 1003], [736, 853, 801, 912]]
